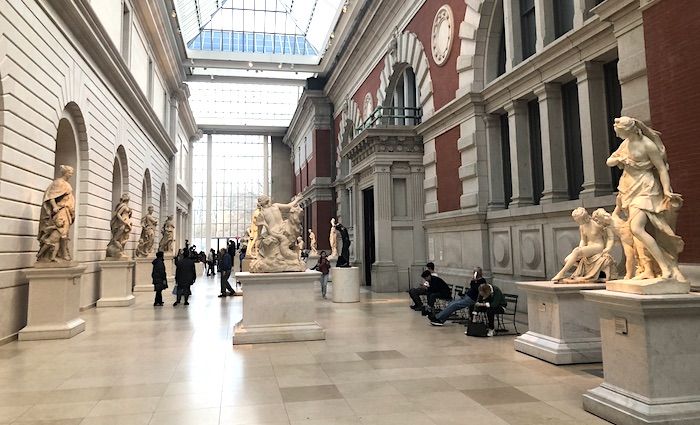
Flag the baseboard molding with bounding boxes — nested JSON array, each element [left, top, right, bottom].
[[0, 332, 19, 346], [80, 302, 97, 311]]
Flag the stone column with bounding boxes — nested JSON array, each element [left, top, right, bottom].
[[263, 135, 270, 196], [502, 0, 523, 70], [205, 134, 213, 252], [371, 164, 398, 292], [504, 100, 534, 207], [573, 0, 597, 27], [485, 114, 505, 210], [573, 62, 612, 198], [534, 0, 556, 51], [410, 166, 426, 280], [351, 175, 362, 267], [535, 83, 569, 203], [167, 95, 179, 242]]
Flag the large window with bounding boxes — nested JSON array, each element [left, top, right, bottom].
[[520, 0, 537, 60], [527, 99, 544, 205], [604, 59, 623, 189], [191, 135, 271, 251], [500, 114, 512, 208], [554, 0, 575, 38], [562, 80, 584, 199]]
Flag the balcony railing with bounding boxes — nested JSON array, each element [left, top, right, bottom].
[[355, 106, 422, 134]]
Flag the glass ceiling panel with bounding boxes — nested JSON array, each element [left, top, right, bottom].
[[176, 0, 343, 61]]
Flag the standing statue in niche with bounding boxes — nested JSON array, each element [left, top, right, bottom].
[[249, 194, 306, 273], [606, 116, 686, 282], [158, 215, 175, 254], [335, 222, 352, 268], [308, 229, 318, 256], [552, 207, 615, 283], [329, 218, 339, 259], [36, 165, 76, 264], [106, 193, 133, 259], [135, 206, 158, 258]]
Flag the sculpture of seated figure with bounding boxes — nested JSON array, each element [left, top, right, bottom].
[[249, 194, 306, 273], [552, 207, 615, 283]]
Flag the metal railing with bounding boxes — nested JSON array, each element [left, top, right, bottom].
[[355, 106, 423, 134]]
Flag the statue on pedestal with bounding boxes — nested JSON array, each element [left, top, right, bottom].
[[249, 194, 306, 273], [297, 236, 305, 259], [335, 222, 351, 268], [106, 193, 133, 259], [329, 218, 338, 258], [135, 206, 158, 258], [158, 215, 175, 254], [36, 165, 76, 264], [606, 117, 685, 282], [308, 229, 318, 256], [552, 207, 615, 283], [248, 207, 261, 258]]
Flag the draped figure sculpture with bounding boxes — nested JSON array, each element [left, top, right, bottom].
[[329, 218, 338, 258], [135, 206, 158, 257], [308, 229, 318, 256], [606, 117, 686, 282], [106, 194, 133, 259], [552, 208, 615, 283], [249, 194, 306, 273], [36, 165, 76, 264], [247, 207, 261, 258], [158, 215, 175, 254]]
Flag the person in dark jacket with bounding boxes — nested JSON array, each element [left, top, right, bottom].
[[151, 251, 167, 306], [410, 270, 451, 316], [408, 262, 438, 311], [312, 251, 332, 299], [218, 248, 239, 297], [428, 267, 486, 326], [467, 283, 507, 337], [174, 250, 196, 306]]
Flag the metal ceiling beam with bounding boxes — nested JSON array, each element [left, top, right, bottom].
[[185, 58, 320, 72], [198, 124, 288, 137], [187, 74, 306, 85]]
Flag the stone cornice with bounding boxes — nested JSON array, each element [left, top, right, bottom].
[[415, 93, 484, 140], [284, 91, 332, 148], [341, 127, 423, 166], [176, 183, 193, 205], [422, 210, 488, 229], [42, 0, 177, 158]]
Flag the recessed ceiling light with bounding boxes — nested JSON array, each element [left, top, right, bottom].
[[248, 61, 254, 68]]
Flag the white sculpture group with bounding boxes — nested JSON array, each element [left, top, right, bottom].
[[249, 194, 306, 273], [554, 117, 686, 284]]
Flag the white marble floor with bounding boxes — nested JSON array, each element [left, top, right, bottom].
[[0, 274, 610, 425]]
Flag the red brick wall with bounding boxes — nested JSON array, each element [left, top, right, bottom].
[[313, 200, 335, 251], [435, 126, 462, 212], [314, 129, 331, 177], [406, 0, 465, 111], [352, 61, 384, 119], [644, 0, 700, 262]]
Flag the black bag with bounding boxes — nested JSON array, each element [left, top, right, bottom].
[[466, 312, 489, 337], [155, 280, 168, 292]]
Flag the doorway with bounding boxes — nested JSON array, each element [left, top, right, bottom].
[[362, 188, 375, 286]]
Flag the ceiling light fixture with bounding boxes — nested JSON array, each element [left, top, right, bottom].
[[278, 63, 283, 69], [171, 10, 177, 18], [248, 61, 254, 68]]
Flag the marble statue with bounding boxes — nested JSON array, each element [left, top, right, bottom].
[[297, 236, 305, 259], [106, 193, 133, 259], [606, 116, 686, 282], [36, 165, 76, 264], [249, 194, 306, 273], [135, 206, 158, 258], [335, 222, 351, 268], [241, 229, 250, 251], [329, 218, 338, 258], [308, 229, 318, 256], [552, 207, 615, 283], [247, 207, 261, 258], [158, 215, 175, 253]]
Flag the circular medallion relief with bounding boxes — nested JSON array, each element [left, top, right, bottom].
[[431, 5, 454, 67], [363, 93, 374, 121]]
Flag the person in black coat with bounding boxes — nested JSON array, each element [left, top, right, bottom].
[[428, 267, 486, 326], [174, 250, 196, 306], [151, 251, 167, 306], [411, 270, 451, 316]]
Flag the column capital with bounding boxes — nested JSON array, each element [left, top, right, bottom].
[[503, 99, 528, 115], [571, 61, 605, 80], [373, 164, 391, 174], [534, 82, 563, 100]]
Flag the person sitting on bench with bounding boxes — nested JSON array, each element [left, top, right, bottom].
[[410, 270, 451, 316], [467, 282, 507, 337], [408, 262, 438, 311], [428, 267, 486, 326]]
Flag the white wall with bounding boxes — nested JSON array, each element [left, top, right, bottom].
[[0, 0, 176, 342], [91, 0, 122, 51], [130, 26, 149, 96]]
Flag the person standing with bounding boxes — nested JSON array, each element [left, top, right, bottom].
[[218, 248, 239, 297], [206, 249, 215, 276], [174, 250, 196, 306], [312, 251, 331, 299], [151, 251, 167, 306]]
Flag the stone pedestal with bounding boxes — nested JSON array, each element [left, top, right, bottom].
[[582, 290, 700, 425], [514, 281, 605, 364], [332, 267, 360, 303], [370, 262, 399, 292], [233, 271, 326, 345], [606, 277, 690, 295], [19, 265, 86, 341], [305, 254, 319, 270], [241, 257, 253, 272], [133, 257, 154, 292], [97, 260, 135, 307]]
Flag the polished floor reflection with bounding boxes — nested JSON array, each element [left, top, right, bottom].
[[0, 274, 609, 424]]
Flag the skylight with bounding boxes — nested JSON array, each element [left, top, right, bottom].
[[175, 0, 344, 65]]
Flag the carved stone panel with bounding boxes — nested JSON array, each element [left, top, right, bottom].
[[490, 227, 513, 275], [431, 5, 454, 67], [516, 225, 545, 278]]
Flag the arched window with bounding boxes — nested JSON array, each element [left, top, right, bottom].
[[485, 0, 507, 83], [388, 65, 420, 125]]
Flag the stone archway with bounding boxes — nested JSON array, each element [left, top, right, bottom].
[[456, 0, 497, 93], [376, 31, 435, 120], [112, 145, 130, 208], [335, 98, 362, 179]]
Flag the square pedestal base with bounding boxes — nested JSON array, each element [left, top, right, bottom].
[[370, 262, 399, 293], [332, 267, 360, 303], [582, 290, 700, 424], [19, 265, 86, 341], [514, 281, 605, 364], [133, 257, 155, 292], [98, 260, 135, 307], [606, 277, 690, 295], [233, 271, 325, 345]]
